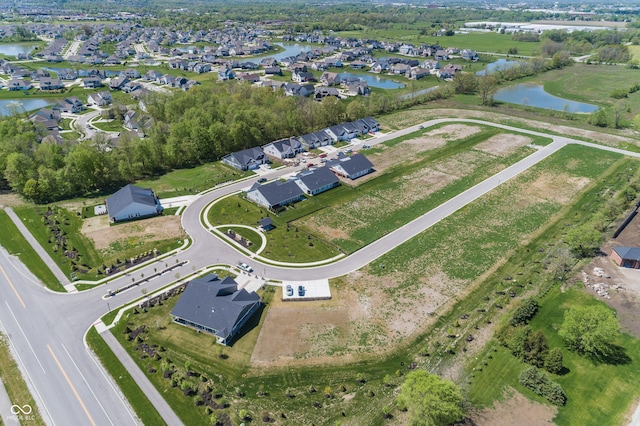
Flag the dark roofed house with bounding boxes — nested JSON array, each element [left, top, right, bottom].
[[294, 166, 340, 195], [299, 130, 333, 150], [327, 153, 374, 180], [246, 180, 305, 210], [611, 246, 640, 269], [262, 138, 303, 159], [222, 147, 267, 171], [258, 217, 275, 231], [171, 274, 261, 346], [105, 184, 163, 223]]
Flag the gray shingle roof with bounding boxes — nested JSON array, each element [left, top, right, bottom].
[[327, 153, 373, 178], [170, 274, 260, 341], [105, 184, 158, 218], [295, 166, 339, 192], [613, 246, 640, 261], [251, 180, 304, 207]]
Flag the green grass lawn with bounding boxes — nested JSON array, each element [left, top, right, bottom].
[[86, 327, 166, 426], [468, 286, 640, 426], [90, 119, 124, 132], [0, 334, 46, 426], [210, 196, 344, 263], [0, 209, 63, 291], [136, 163, 253, 198]]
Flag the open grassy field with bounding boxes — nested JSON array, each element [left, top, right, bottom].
[[0, 209, 63, 291], [295, 124, 548, 253], [337, 29, 541, 56], [208, 196, 344, 263], [135, 162, 253, 198], [0, 334, 45, 426]]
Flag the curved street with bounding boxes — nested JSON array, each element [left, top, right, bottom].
[[0, 118, 639, 425]]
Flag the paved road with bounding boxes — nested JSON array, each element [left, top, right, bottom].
[[73, 109, 102, 140], [1, 118, 639, 425]]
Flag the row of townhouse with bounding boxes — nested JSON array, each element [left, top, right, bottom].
[[246, 153, 374, 210], [222, 117, 380, 171]]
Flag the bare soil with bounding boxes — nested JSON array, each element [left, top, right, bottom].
[[471, 388, 557, 426], [474, 134, 532, 157], [81, 215, 185, 251], [0, 192, 28, 208], [519, 173, 590, 206]]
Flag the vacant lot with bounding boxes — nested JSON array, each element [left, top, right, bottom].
[[296, 126, 536, 252], [253, 145, 623, 364]]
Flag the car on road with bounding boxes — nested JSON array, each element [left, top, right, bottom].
[[298, 285, 305, 296], [286, 285, 293, 296], [419, 125, 424, 129], [257, 177, 267, 183], [307, 163, 314, 168], [238, 262, 253, 272]]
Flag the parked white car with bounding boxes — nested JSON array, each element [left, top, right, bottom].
[[238, 262, 253, 272]]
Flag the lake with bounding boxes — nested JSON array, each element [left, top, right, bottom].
[[271, 42, 317, 62], [0, 43, 40, 56], [493, 83, 598, 113], [0, 98, 52, 116], [476, 58, 521, 76], [338, 72, 405, 89]]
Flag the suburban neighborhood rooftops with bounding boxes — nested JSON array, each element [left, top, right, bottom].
[[295, 166, 340, 192], [326, 153, 374, 178], [249, 180, 304, 206]]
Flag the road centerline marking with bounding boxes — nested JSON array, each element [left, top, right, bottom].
[[0, 264, 26, 308], [47, 344, 97, 426]]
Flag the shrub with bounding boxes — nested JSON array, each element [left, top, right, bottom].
[[545, 348, 564, 374], [510, 298, 539, 326], [519, 367, 566, 406]]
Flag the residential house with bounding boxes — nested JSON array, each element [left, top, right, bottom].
[[122, 68, 141, 79], [284, 83, 314, 97], [57, 69, 78, 80], [299, 130, 334, 150], [29, 108, 61, 130], [371, 61, 389, 73], [109, 76, 130, 90], [263, 66, 282, 76], [83, 77, 103, 89], [292, 70, 315, 83], [218, 65, 235, 81], [327, 153, 374, 180], [294, 166, 340, 196], [461, 49, 479, 61], [325, 123, 358, 142], [87, 91, 113, 107], [421, 59, 440, 70], [611, 246, 640, 269], [237, 73, 261, 84], [346, 81, 370, 96], [435, 50, 450, 61], [320, 72, 341, 86], [222, 147, 267, 171], [410, 68, 430, 80], [144, 70, 163, 81], [170, 274, 261, 346], [391, 63, 411, 75], [315, 86, 340, 99], [6, 78, 32, 91], [105, 184, 163, 223], [39, 77, 64, 90], [262, 138, 303, 159], [193, 63, 212, 74], [56, 97, 84, 113], [246, 180, 305, 210]]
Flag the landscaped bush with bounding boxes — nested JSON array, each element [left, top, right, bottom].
[[509, 298, 539, 326], [519, 366, 567, 406], [495, 324, 548, 367]]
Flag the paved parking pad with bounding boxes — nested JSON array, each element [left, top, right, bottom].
[[281, 279, 331, 301]]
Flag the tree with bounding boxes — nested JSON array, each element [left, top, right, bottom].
[[396, 370, 463, 426], [564, 224, 601, 258], [510, 298, 539, 326], [477, 75, 497, 106], [545, 348, 564, 374], [559, 305, 621, 361], [452, 72, 477, 94]]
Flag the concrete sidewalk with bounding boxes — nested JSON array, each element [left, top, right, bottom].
[[4, 207, 70, 288], [99, 331, 184, 426]]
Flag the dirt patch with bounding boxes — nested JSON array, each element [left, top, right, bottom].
[[471, 388, 557, 426], [81, 215, 184, 251], [475, 134, 532, 157], [0, 192, 28, 208], [519, 173, 590, 206]]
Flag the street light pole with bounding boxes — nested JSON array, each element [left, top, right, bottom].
[[107, 302, 111, 312]]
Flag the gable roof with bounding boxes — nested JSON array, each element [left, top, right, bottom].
[[171, 274, 260, 341], [105, 184, 158, 218], [327, 153, 374, 177], [250, 180, 304, 206], [227, 147, 265, 167], [295, 166, 340, 192], [613, 246, 640, 261]]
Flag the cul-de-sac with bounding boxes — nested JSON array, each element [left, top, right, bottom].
[[1, 1, 640, 425]]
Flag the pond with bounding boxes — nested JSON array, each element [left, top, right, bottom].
[[0, 43, 40, 56], [270, 42, 318, 62], [338, 72, 405, 89], [493, 83, 598, 113], [476, 58, 521, 76], [0, 98, 52, 116]]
